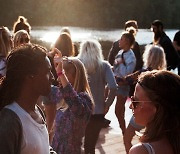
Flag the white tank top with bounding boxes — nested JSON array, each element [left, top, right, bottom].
[[5, 102, 50, 154]]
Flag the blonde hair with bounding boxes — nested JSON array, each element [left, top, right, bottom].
[[78, 40, 104, 74], [13, 30, 30, 48], [143, 45, 167, 70], [60, 27, 71, 36], [54, 32, 74, 57], [0, 26, 12, 57], [60, 57, 94, 109]]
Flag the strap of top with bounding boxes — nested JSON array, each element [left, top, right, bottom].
[[142, 143, 155, 154]]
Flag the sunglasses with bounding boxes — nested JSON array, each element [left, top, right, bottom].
[[130, 96, 152, 109]]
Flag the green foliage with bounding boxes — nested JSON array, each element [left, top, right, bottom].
[[0, 0, 180, 28]]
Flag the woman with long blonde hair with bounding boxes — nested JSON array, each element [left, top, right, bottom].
[[78, 39, 117, 154]]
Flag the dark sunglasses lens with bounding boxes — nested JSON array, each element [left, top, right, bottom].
[[132, 102, 138, 109], [131, 97, 139, 109]]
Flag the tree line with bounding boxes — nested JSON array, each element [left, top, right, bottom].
[[0, 0, 180, 29]]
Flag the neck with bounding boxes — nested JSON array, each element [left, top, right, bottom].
[[16, 96, 38, 113], [123, 47, 130, 52]]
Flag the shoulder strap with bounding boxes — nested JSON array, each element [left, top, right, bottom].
[[142, 143, 155, 154]]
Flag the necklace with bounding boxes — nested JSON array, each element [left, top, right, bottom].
[[29, 107, 44, 124]]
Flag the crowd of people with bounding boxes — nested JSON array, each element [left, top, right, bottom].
[[0, 16, 179, 154]]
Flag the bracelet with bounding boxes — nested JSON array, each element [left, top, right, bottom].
[[57, 70, 65, 76]]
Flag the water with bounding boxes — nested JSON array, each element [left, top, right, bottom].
[[31, 26, 179, 45]]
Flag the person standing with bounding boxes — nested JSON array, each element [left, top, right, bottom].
[[0, 26, 13, 79], [0, 44, 53, 154], [113, 31, 136, 135], [13, 16, 31, 34], [78, 40, 117, 154], [151, 20, 179, 71], [108, 20, 143, 71], [120, 45, 167, 153], [44, 54, 93, 154], [173, 30, 180, 75], [129, 70, 180, 154]]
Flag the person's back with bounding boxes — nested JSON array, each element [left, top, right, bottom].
[[13, 16, 31, 34], [13, 30, 30, 48], [78, 40, 117, 153], [53, 32, 75, 57]]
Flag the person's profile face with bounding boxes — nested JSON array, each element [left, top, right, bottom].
[[33, 57, 53, 96], [130, 83, 157, 126], [151, 25, 158, 33]]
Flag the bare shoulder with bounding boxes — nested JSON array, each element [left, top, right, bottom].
[[129, 143, 148, 154]]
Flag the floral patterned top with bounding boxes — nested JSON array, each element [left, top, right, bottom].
[[48, 83, 93, 154]]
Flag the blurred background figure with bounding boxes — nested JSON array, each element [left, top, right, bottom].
[[53, 32, 75, 57], [60, 27, 79, 56], [108, 20, 143, 72], [173, 30, 180, 75], [151, 20, 179, 71], [0, 26, 13, 79], [13, 30, 30, 48], [13, 15, 31, 34]]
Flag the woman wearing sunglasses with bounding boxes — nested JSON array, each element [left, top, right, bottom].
[[129, 70, 180, 154], [121, 45, 167, 153]]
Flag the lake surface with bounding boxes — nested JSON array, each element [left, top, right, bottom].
[[31, 26, 179, 45]]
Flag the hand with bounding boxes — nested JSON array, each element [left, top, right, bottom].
[[47, 48, 61, 58], [52, 48, 63, 73]]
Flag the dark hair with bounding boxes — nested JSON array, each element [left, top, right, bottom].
[[173, 30, 180, 46], [151, 20, 164, 29], [0, 44, 47, 110], [138, 70, 180, 154], [124, 20, 138, 30], [13, 16, 31, 34]]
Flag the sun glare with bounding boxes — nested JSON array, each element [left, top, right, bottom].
[[40, 32, 59, 44]]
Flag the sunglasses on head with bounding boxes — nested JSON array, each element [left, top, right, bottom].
[[130, 96, 151, 109]]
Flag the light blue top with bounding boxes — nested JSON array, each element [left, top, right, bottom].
[[87, 61, 117, 114], [114, 49, 136, 78]]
